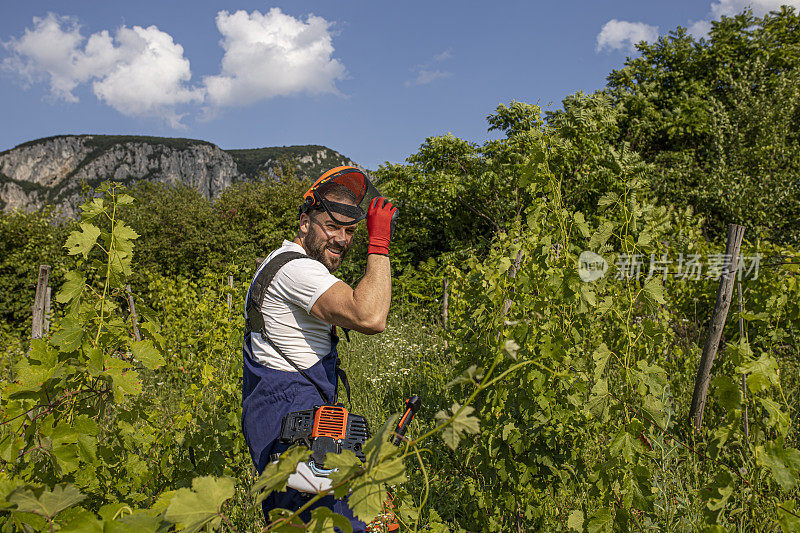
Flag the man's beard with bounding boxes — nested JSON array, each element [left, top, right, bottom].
[[305, 225, 350, 272]]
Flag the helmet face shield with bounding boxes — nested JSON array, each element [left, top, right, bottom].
[[300, 166, 380, 226]]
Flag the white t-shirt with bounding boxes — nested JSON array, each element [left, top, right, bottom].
[[246, 240, 341, 371]]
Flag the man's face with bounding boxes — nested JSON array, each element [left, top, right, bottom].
[[302, 209, 357, 273]]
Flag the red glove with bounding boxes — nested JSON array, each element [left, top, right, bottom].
[[366, 197, 398, 255]]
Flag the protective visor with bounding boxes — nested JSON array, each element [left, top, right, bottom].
[[300, 166, 380, 226]]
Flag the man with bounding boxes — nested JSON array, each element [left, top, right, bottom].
[[241, 166, 397, 531]]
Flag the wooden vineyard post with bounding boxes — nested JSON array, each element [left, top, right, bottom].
[[31, 265, 50, 339], [689, 224, 745, 430], [43, 287, 51, 334], [126, 285, 141, 342], [738, 282, 749, 441], [442, 277, 449, 349], [227, 275, 234, 311]]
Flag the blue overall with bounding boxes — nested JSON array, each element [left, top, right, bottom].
[[242, 329, 367, 532]]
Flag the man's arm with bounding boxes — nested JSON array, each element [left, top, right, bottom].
[[309, 254, 391, 334]]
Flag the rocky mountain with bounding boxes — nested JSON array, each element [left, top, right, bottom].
[[0, 135, 358, 217]]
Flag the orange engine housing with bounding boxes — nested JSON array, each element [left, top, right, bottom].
[[311, 405, 349, 440]]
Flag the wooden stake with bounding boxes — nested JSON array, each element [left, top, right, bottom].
[[442, 277, 449, 350], [31, 265, 50, 339], [689, 224, 745, 430], [43, 286, 51, 334], [227, 275, 234, 311], [738, 282, 749, 441], [126, 285, 141, 342]]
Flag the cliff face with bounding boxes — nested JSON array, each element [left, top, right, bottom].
[[0, 135, 358, 216]]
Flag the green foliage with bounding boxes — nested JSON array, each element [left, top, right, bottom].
[[0, 209, 71, 336], [606, 7, 800, 244]]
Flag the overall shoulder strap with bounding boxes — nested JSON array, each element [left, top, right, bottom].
[[245, 251, 306, 335]]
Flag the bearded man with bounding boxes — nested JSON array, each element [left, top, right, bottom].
[[241, 166, 397, 531]]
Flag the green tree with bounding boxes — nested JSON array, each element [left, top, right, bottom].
[[606, 7, 800, 243]]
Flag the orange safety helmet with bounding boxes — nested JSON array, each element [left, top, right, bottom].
[[299, 166, 380, 226]]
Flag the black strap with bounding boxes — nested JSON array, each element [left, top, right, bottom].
[[246, 251, 307, 336], [245, 250, 352, 407]]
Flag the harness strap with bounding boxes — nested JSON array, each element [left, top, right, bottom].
[[245, 250, 352, 407]]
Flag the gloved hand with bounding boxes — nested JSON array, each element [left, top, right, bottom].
[[366, 197, 398, 255]]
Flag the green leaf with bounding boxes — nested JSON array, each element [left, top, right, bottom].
[[447, 365, 482, 388], [9, 484, 85, 520], [568, 509, 584, 532], [587, 507, 612, 533], [80, 197, 105, 220], [51, 315, 84, 353], [587, 379, 610, 420], [758, 397, 791, 436], [117, 194, 135, 205], [713, 376, 741, 412], [777, 500, 800, 532], [65, 223, 101, 259], [350, 416, 406, 523], [306, 506, 354, 533], [326, 450, 364, 499], [701, 470, 734, 522], [641, 278, 666, 311], [738, 353, 780, 394], [435, 403, 480, 450], [164, 476, 234, 533], [59, 510, 103, 533], [592, 343, 611, 380], [131, 340, 164, 370], [756, 439, 800, 491], [251, 446, 311, 501], [56, 271, 85, 304], [503, 339, 520, 360]]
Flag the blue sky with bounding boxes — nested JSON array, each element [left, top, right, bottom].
[[1, 0, 793, 170]]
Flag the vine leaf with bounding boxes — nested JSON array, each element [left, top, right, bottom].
[[503, 339, 521, 360], [251, 446, 311, 503], [350, 415, 406, 523], [447, 365, 482, 388], [641, 278, 666, 312], [64, 222, 101, 259], [51, 315, 84, 353], [80, 197, 105, 220], [587, 507, 612, 533], [777, 500, 800, 532], [567, 509, 584, 532], [164, 476, 234, 533], [9, 484, 85, 521], [56, 271, 85, 304], [307, 507, 354, 533], [132, 340, 164, 370], [592, 343, 611, 380], [756, 439, 800, 491], [700, 470, 734, 522], [326, 450, 363, 499], [436, 403, 480, 450]]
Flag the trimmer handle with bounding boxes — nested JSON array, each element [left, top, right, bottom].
[[391, 395, 421, 445]]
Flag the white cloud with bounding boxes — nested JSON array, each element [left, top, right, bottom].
[[406, 49, 452, 87], [203, 8, 346, 107], [710, 0, 800, 18], [3, 13, 202, 126], [687, 19, 713, 39], [685, 0, 800, 38], [596, 19, 659, 53], [406, 69, 452, 87]]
